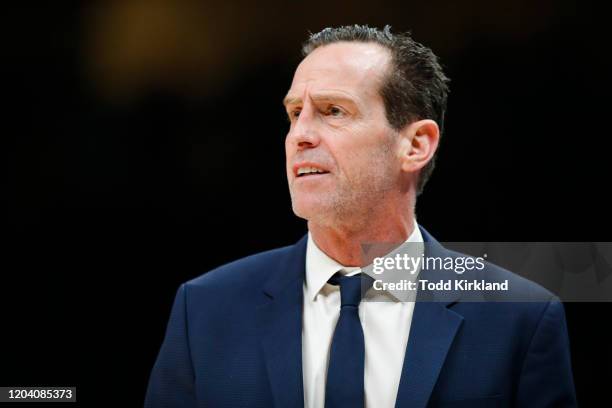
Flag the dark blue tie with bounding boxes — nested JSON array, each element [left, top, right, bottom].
[[325, 272, 371, 408]]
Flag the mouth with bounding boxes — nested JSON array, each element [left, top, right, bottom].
[[294, 164, 331, 178]]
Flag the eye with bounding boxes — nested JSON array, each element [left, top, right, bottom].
[[326, 106, 345, 117], [288, 109, 301, 121]]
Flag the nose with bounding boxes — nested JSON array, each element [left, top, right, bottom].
[[286, 103, 321, 151]]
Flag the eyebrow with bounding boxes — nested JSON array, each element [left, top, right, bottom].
[[282, 95, 300, 107], [282, 93, 357, 107]]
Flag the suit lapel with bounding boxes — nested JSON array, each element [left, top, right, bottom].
[[255, 228, 464, 408], [256, 236, 307, 408], [394, 301, 463, 408], [394, 226, 465, 408]]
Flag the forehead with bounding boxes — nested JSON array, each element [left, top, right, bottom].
[[285, 42, 391, 105]]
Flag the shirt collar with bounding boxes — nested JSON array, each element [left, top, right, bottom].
[[305, 220, 423, 301]]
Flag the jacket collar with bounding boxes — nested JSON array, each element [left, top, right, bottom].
[[257, 226, 465, 408]]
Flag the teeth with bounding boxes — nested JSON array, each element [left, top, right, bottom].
[[298, 166, 325, 175]]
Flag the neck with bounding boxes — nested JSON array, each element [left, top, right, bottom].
[[308, 203, 416, 266]]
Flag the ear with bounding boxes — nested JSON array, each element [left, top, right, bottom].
[[398, 119, 440, 174]]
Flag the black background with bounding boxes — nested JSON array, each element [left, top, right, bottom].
[[3, 1, 611, 406]]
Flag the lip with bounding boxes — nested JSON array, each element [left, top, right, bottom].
[[292, 162, 331, 177], [294, 173, 330, 183]]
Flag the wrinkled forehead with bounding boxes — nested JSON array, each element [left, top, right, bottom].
[[287, 42, 391, 100]]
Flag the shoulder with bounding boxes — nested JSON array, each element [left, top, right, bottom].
[[446, 248, 556, 302], [173, 239, 305, 319], [442, 249, 566, 343], [182, 242, 297, 296]]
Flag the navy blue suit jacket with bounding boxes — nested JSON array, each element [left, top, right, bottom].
[[145, 226, 577, 407]]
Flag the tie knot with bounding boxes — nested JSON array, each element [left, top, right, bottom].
[[328, 273, 373, 308]]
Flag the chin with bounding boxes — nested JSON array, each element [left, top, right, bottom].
[[291, 200, 315, 221], [293, 202, 353, 231], [291, 196, 331, 222]]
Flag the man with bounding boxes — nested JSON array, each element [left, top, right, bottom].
[[145, 25, 577, 407]]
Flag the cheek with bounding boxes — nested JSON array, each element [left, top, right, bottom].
[[285, 136, 293, 167], [284, 133, 291, 155], [344, 140, 398, 181], [337, 126, 394, 163]]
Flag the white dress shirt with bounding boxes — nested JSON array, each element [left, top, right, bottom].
[[302, 221, 424, 408]]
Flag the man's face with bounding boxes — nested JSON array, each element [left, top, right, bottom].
[[284, 42, 402, 227]]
